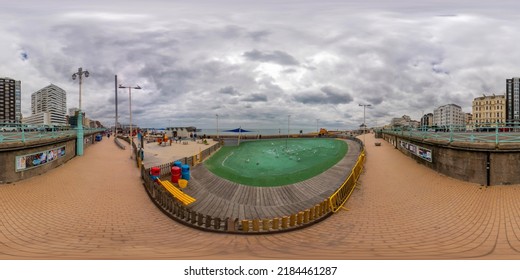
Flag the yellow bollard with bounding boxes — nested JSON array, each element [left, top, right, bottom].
[[315, 204, 321, 217], [241, 220, 249, 232], [262, 219, 269, 231], [281, 216, 288, 228], [303, 210, 309, 224], [272, 218, 280, 230], [252, 219, 260, 232], [309, 208, 315, 221], [289, 214, 296, 227], [297, 212, 303, 225]]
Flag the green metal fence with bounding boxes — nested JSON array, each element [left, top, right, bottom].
[[382, 122, 520, 144], [0, 123, 105, 144]]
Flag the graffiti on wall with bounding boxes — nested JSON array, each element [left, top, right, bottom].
[[15, 146, 66, 171], [399, 140, 432, 162]]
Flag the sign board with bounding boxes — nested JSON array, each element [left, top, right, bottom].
[[399, 140, 432, 162], [15, 146, 66, 172]]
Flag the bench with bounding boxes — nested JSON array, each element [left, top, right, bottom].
[[157, 179, 196, 206]]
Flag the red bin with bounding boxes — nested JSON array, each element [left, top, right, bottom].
[[150, 166, 161, 177], [171, 166, 181, 183]]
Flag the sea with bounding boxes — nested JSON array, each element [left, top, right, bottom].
[[197, 128, 317, 136]]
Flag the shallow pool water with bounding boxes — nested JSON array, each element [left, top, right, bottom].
[[204, 138, 348, 187]]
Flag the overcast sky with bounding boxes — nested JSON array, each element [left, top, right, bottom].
[[2, 0, 520, 130]]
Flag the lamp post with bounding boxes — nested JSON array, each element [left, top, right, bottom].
[[119, 84, 141, 159], [316, 118, 320, 133], [114, 75, 118, 136], [216, 114, 219, 140], [359, 104, 372, 143], [71, 67, 89, 156], [287, 114, 290, 149]]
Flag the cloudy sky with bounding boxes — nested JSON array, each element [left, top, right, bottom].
[[2, 0, 520, 130]]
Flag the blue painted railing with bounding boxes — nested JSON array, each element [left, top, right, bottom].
[[0, 123, 105, 144], [382, 123, 520, 144]]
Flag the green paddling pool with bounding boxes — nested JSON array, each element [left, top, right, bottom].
[[204, 138, 348, 187]]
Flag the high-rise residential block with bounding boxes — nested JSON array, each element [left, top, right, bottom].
[[506, 77, 520, 125], [0, 77, 21, 123], [26, 84, 67, 125]]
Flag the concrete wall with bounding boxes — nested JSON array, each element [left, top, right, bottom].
[[0, 132, 101, 183], [382, 133, 520, 186]]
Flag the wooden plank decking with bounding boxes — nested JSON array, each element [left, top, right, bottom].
[[182, 139, 361, 220]]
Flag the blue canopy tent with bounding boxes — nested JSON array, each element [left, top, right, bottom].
[[223, 127, 253, 145]]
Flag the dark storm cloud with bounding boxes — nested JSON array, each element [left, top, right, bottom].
[[241, 93, 268, 102], [248, 30, 271, 41], [218, 86, 240, 95], [243, 49, 299, 66], [294, 86, 353, 105]]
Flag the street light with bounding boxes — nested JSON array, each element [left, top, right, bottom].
[[119, 84, 141, 159], [316, 118, 320, 133], [71, 67, 89, 156], [216, 114, 219, 140], [359, 104, 372, 143], [287, 114, 290, 149], [72, 67, 89, 111]]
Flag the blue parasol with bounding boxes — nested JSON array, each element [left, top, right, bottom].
[[223, 127, 251, 145]]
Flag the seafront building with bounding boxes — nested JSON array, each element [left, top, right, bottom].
[[25, 84, 67, 126], [433, 104, 464, 130], [0, 77, 22, 124], [420, 113, 434, 129], [506, 77, 520, 125], [472, 94, 505, 128], [464, 112, 473, 131]]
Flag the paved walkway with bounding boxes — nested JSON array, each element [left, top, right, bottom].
[[1, 134, 520, 259]]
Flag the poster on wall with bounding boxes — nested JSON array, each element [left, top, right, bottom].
[[15, 146, 66, 172], [399, 140, 432, 162]]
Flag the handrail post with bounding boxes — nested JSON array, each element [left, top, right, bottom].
[[495, 122, 499, 145], [20, 123, 25, 143]]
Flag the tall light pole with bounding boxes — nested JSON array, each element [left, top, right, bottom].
[[216, 114, 219, 140], [316, 118, 320, 133], [119, 84, 141, 159], [115, 75, 118, 136], [72, 67, 89, 156], [359, 104, 372, 143], [287, 114, 290, 149]]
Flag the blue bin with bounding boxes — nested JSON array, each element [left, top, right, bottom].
[[181, 171, 190, 180], [181, 164, 190, 172], [174, 161, 182, 168]]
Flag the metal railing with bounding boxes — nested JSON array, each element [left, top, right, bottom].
[[383, 122, 520, 144], [329, 149, 365, 213], [0, 123, 105, 144]]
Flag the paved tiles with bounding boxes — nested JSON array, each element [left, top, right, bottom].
[[1, 134, 520, 259]]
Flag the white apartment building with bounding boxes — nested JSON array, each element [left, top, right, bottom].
[[27, 84, 67, 125], [433, 104, 465, 130]]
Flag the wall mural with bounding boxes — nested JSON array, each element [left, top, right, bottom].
[[399, 140, 432, 162], [15, 146, 66, 172]]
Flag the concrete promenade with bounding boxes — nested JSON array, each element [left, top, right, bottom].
[[1, 134, 520, 259]]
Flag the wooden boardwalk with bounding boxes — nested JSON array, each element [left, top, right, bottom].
[[182, 139, 362, 220]]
